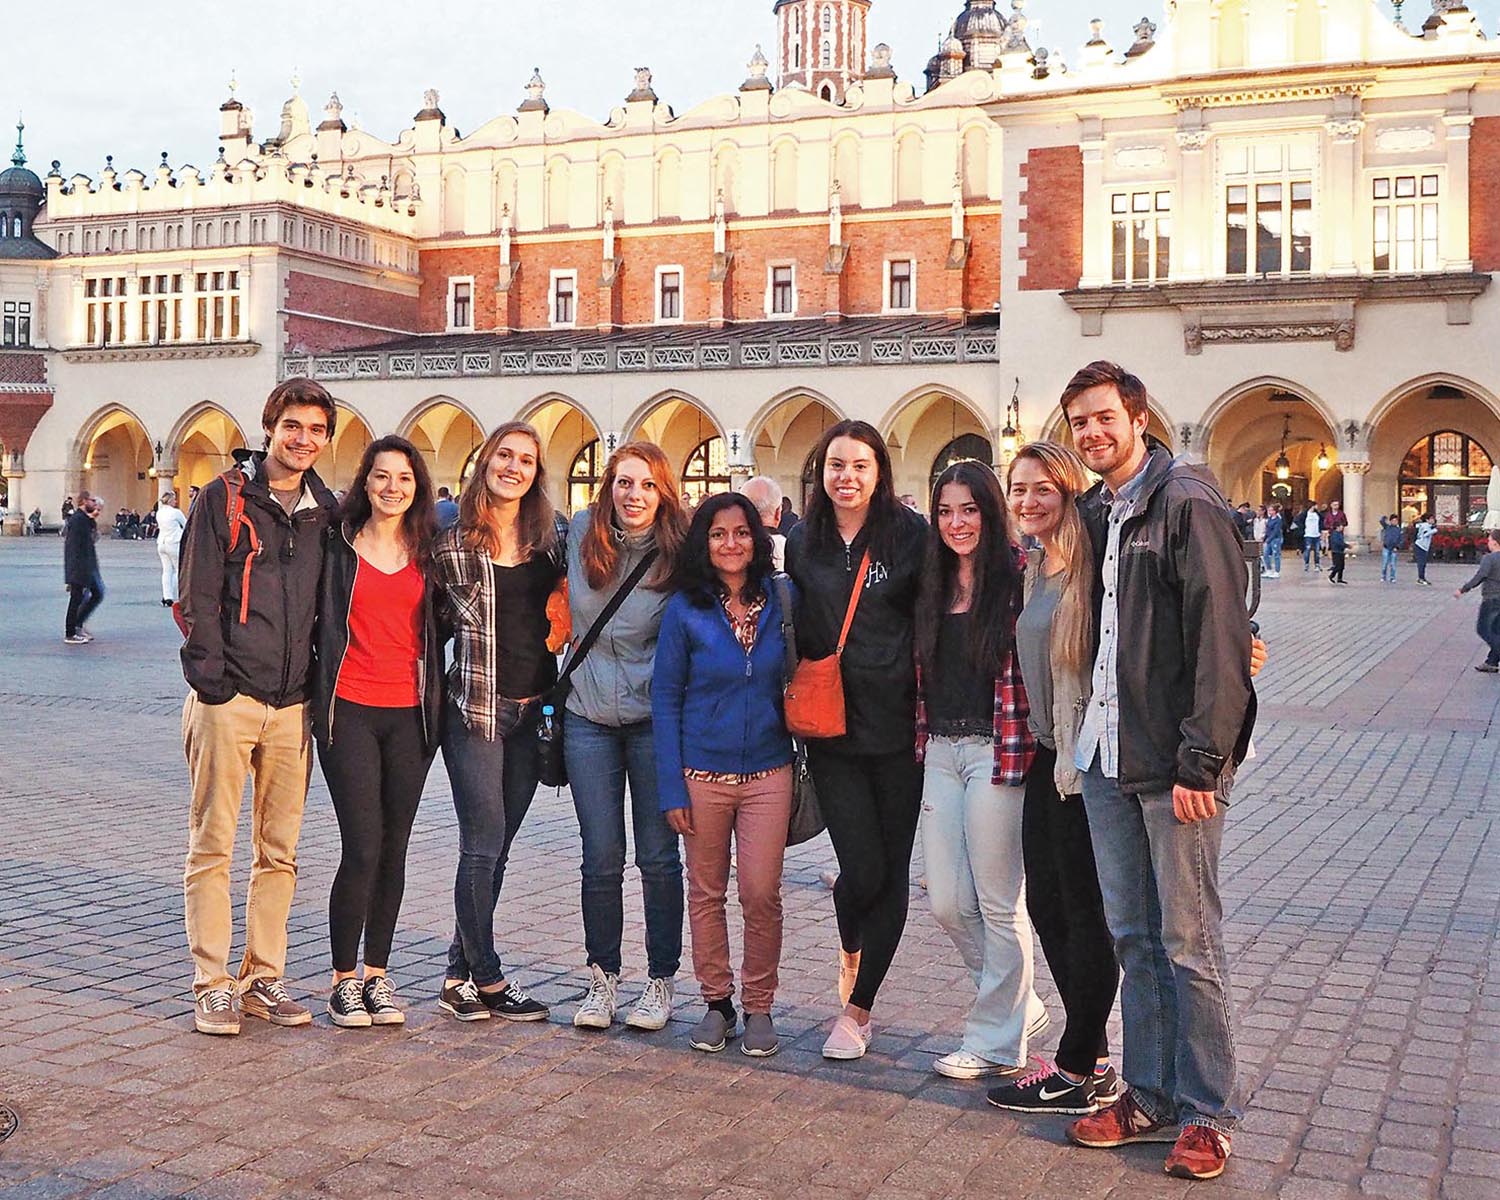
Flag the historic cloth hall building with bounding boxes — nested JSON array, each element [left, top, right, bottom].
[[3, 0, 1499, 544]]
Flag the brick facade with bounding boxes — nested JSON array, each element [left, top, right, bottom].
[[1017, 146, 1083, 292], [283, 271, 420, 354], [0, 390, 54, 452], [1471, 116, 1500, 272]]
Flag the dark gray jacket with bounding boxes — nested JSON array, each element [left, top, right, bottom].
[[62, 509, 99, 586], [1082, 439, 1256, 794]]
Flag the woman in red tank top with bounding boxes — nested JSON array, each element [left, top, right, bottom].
[[312, 435, 441, 1028]]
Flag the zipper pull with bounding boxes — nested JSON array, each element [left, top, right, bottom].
[[745, 658, 753, 679]]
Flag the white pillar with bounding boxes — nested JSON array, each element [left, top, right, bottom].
[[1324, 118, 1362, 276], [1444, 95, 1474, 271], [2, 470, 23, 536], [1174, 127, 1210, 282], [1340, 460, 1370, 549]]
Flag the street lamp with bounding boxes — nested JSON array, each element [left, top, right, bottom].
[[1274, 415, 1291, 481], [1000, 378, 1021, 456], [1316, 444, 1330, 472]]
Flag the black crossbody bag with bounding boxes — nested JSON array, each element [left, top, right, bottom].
[[536, 548, 659, 788], [770, 573, 826, 846]]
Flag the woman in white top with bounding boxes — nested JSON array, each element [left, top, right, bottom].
[[1252, 506, 1268, 545], [155, 490, 188, 607]]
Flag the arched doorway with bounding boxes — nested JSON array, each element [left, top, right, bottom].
[[629, 393, 724, 499], [1398, 431, 1493, 527], [883, 390, 991, 509], [1204, 384, 1338, 511], [325, 406, 374, 493], [403, 399, 485, 496], [79, 408, 154, 515], [930, 433, 996, 495], [569, 439, 603, 514], [682, 436, 731, 507], [169, 405, 248, 497], [523, 396, 602, 514], [749, 390, 842, 516]]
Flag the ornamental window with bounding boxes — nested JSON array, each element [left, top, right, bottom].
[[1110, 190, 1172, 284], [1372, 174, 1440, 273], [448, 277, 474, 330], [551, 271, 577, 327], [1, 300, 30, 347], [657, 268, 683, 322], [886, 259, 915, 311], [194, 269, 242, 340], [138, 274, 183, 344], [1221, 142, 1314, 277], [84, 276, 127, 346]]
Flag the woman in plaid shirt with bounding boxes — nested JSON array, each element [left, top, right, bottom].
[[913, 460, 1046, 1083]]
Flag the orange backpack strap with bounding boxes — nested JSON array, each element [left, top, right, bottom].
[[220, 469, 261, 625]]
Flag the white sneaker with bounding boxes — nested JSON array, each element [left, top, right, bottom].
[[625, 976, 674, 1031], [933, 1050, 1022, 1080], [572, 964, 618, 1030]]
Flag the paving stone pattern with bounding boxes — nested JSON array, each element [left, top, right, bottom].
[[1, 537, 1497, 1200]]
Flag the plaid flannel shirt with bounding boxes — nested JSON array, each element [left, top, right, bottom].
[[913, 578, 1037, 787], [432, 517, 567, 742]]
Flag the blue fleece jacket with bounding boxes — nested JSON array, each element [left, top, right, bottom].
[[651, 581, 796, 812]]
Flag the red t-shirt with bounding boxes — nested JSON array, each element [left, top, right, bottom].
[[335, 556, 423, 708]]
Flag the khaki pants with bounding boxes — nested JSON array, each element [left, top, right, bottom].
[[182, 692, 312, 997]]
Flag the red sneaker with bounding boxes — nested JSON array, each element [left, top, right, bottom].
[[1066, 1091, 1178, 1148], [1164, 1124, 1231, 1180]]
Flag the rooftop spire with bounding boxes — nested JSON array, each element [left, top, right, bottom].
[[12, 115, 25, 168]]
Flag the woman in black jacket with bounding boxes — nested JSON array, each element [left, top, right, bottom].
[[784, 419, 928, 1060], [312, 435, 442, 1028]]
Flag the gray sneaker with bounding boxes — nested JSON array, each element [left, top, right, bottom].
[[688, 1008, 733, 1053], [239, 978, 313, 1027], [194, 988, 240, 1036], [741, 1012, 779, 1058], [573, 964, 618, 1030]]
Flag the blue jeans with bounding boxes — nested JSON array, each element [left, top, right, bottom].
[[443, 702, 542, 986], [1261, 539, 1281, 574], [1302, 537, 1321, 568], [1080, 760, 1241, 1134], [564, 713, 682, 979], [1381, 547, 1398, 582], [1479, 599, 1500, 667]]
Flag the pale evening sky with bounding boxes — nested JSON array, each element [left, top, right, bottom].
[[0, 0, 1483, 179]]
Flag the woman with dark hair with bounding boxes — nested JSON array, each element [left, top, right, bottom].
[[653, 493, 795, 1057], [313, 434, 443, 1027], [784, 419, 929, 1060], [913, 459, 1049, 1080], [566, 442, 690, 1032], [433, 420, 569, 1023]]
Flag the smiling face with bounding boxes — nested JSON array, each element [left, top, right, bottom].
[[935, 482, 982, 558], [612, 454, 661, 533], [365, 450, 417, 521], [1065, 383, 1148, 483], [1007, 456, 1066, 543], [485, 431, 539, 503], [823, 435, 879, 517], [707, 504, 755, 584], [265, 403, 332, 478]]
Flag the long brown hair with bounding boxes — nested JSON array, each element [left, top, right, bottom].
[[457, 421, 557, 561], [1007, 441, 1095, 673], [341, 435, 438, 569], [579, 441, 687, 590], [802, 419, 903, 562]]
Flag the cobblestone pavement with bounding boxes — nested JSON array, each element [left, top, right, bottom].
[[1, 536, 1497, 1200]]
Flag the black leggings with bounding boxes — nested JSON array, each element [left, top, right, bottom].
[[807, 744, 924, 1012], [317, 700, 435, 973], [1023, 744, 1120, 1078]]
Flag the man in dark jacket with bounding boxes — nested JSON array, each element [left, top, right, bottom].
[[179, 378, 339, 1036], [63, 491, 104, 644], [1058, 362, 1254, 1182]]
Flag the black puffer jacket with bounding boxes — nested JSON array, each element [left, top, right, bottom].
[[178, 453, 338, 707], [62, 509, 99, 586], [784, 505, 928, 756], [1082, 439, 1257, 794], [311, 524, 445, 751]]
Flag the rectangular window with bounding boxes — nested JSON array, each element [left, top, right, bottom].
[[1, 300, 31, 347], [1109, 191, 1172, 284], [552, 273, 576, 326], [1224, 177, 1311, 277], [658, 269, 682, 321], [188, 269, 244, 340], [888, 259, 914, 310], [1371, 173, 1441, 273], [449, 279, 473, 329], [84, 276, 128, 345], [770, 265, 795, 315]]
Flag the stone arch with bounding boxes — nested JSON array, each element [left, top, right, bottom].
[[74, 404, 156, 514], [515, 392, 605, 513], [165, 402, 250, 496], [746, 388, 846, 515], [326, 404, 375, 492], [771, 138, 800, 213], [895, 128, 925, 204], [880, 386, 993, 506], [1201, 380, 1339, 513], [399, 396, 486, 493], [624, 391, 728, 499], [1368, 375, 1500, 531]]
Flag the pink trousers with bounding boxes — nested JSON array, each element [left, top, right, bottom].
[[682, 766, 792, 1014]]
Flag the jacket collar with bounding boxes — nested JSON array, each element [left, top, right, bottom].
[[235, 450, 338, 512]]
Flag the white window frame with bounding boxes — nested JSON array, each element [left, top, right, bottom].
[[883, 257, 917, 313], [2, 299, 32, 347], [1217, 137, 1318, 279], [765, 262, 798, 318], [447, 275, 475, 332], [550, 269, 579, 329], [654, 265, 685, 324], [1368, 170, 1443, 274], [1107, 188, 1173, 285]]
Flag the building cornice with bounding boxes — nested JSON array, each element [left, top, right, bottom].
[[61, 340, 262, 364]]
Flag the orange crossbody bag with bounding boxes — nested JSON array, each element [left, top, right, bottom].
[[783, 550, 870, 740]]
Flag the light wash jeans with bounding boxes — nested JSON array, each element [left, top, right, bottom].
[[1081, 759, 1241, 1134], [1381, 547, 1398, 582], [921, 736, 1045, 1066], [1261, 538, 1282, 574]]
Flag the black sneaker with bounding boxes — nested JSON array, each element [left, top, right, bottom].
[[987, 1061, 1101, 1115], [327, 978, 372, 1028], [1091, 1063, 1123, 1106], [362, 976, 405, 1026], [1477, 664, 1500, 674], [439, 980, 492, 1022], [480, 980, 550, 1022]]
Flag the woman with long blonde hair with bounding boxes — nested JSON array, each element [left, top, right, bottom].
[[984, 440, 1124, 1115], [433, 420, 569, 1023], [564, 441, 691, 1032]]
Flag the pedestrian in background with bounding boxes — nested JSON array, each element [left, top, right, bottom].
[[740, 476, 787, 572], [1261, 504, 1283, 578], [1414, 512, 1437, 586], [63, 491, 104, 645], [1302, 502, 1322, 572], [1456, 531, 1500, 673], [1327, 519, 1348, 584], [314, 436, 443, 1028], [1380, 514, 1401, 583], [155, 490, 187, 608], [435, 486, 460, 530], [654, 492, 794, 1058]]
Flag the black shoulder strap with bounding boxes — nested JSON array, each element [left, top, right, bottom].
[[770, 572, 797, 683], [555, 548, 659, 693]]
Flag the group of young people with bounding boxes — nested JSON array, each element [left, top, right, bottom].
[[175, 362, 1259, 1183]]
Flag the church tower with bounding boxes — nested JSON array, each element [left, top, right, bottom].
[[773, 0, 874, 104]]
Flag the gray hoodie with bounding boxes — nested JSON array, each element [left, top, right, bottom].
[[564, 509, 671, 727], [1460, 550, 1500, 601]]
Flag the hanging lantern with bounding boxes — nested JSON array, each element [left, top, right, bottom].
[[1316, 444, 1330, 472]]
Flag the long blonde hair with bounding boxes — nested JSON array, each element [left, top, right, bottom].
[[1008, 441, 1095, 673], [457, 421, 557, 561]]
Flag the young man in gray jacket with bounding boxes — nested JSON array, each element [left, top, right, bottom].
[[1456, 532, 1500, 671], [1059, 361, 1256, 1182]]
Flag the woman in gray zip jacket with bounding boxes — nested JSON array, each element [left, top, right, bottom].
[[563, 441, 690, 1034]]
